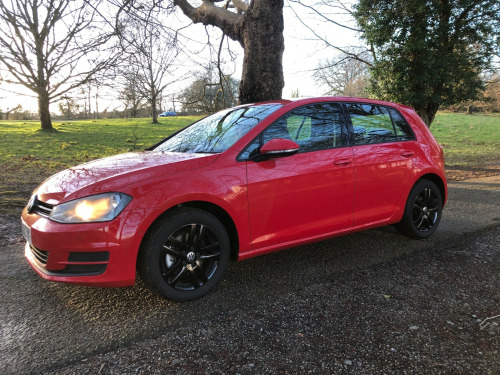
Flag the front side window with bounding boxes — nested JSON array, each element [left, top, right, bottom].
[[154, 104, 283, 153], [240, 102, 346, 159]]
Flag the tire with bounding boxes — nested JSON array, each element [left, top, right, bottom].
[[395, 179, 443, 239], [138, 208, 230, 301]]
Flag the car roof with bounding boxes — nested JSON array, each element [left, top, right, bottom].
[[241, 97, 414, 111]]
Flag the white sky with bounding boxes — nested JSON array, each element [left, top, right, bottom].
[[0, 1, 362, 114], [282, 4, 361, 97]]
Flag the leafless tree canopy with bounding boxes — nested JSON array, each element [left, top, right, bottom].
[[314, 49, 371, 97], [287, 0, 374, 66], [115, 5, 179, 123], [179, 64, 239, 114], [0, 0, 117, 129], [118, 66, 146, 118]]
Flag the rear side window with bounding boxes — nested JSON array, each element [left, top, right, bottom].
[[345, 103, 415, 145], [346, 103, 397, 145]]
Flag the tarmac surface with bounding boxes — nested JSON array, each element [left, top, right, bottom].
[[1, 175, 499, 374]]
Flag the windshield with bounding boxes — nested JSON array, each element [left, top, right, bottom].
[[153, 104, 283, 153]]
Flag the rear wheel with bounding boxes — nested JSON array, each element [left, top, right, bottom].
[[396, 179, 442, 239], [138, 208, 230, 301]]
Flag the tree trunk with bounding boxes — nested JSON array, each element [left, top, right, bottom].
[[238, 0, 284, 104], [38, 90, 53, 130], [416, 104, 439, 128], [151, 96, 159, 124], [174, 0, 285, 104]]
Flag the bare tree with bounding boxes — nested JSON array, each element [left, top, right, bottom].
[[483, 74, 500, 112], [118, 66, 146, 118], [179, 65, 239, 114], [2, 104, 22, 120], [0, 0, 116, 130], [173, 0, 285, 104], [290, 88, 300, 98], [113, 1, 364, 106], [58, 96, 81, 119], [116, 6, 179, 124], [314, 49, 370, 97]]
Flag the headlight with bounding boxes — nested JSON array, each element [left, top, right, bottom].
[[49, 193, 132, 223]]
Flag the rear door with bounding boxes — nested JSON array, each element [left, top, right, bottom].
[[344, 103, 417, 226]]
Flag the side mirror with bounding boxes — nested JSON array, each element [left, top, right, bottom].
[[251, 138, 300, 161]]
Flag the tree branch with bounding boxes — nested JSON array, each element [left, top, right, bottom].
[[287, 1, 373, 67], [231, 0, 248, 13], [287, 0, 363, 33], [173, 0, 243, 43]]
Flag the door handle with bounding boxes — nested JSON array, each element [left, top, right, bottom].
[[333, 158, 352, 166], [401, 151, 414, 157]]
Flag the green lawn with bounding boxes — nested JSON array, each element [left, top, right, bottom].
[[432, 112, 500, 167], [0, 116, 200, 214], [0, 112, 499, 215]]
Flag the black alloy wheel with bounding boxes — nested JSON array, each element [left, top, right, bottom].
[[161, 223, 221, 291], [138, 208, 230, 301], [396, 179, 443, 239], [412, 187, 439, 232]]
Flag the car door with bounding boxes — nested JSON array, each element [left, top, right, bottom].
[[344, 102, 418, 226], [242, 102, 355, 250]]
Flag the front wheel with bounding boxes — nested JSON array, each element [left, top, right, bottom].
[[138, 208, 230, 301], [396, 179, 443, 239]]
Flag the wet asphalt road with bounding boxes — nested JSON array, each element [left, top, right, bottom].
[[0, 176, 499, 374]]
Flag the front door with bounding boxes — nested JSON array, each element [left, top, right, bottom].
[[244, 102, 355, 250]]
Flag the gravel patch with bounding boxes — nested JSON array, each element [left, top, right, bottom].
[[0, 214, 23, 247], [45, 226, 500, 375]]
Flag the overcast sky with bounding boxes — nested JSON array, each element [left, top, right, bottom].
[[0, 1, 362, 113], [282, 3, 361, 97]]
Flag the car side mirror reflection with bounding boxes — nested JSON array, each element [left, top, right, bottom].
[[250, 138, 300, 162]]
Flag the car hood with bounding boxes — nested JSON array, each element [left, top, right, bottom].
[[34, 152, 219, 205]]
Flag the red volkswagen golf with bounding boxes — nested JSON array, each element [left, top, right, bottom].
[[21, 97, 447, 301]]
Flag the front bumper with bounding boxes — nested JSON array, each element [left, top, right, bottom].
[[21, 208, 143, 287]]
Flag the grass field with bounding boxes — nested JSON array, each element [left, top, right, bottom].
[[0, 112, 499, 215], [0, 116, 199, 214], [432, 112, 500, 168]]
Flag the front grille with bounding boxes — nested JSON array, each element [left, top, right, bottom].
[[30, 245, 49, 265], [31, 197, 53, 217]]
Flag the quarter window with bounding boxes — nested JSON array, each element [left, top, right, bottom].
[[388, 108, 415, 141]]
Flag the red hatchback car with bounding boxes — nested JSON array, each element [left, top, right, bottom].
[[21, 97, 447, 301]]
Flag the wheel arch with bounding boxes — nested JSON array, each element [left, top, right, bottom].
[[417, 173, 447, 206], [137, 201, 240, 264]]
